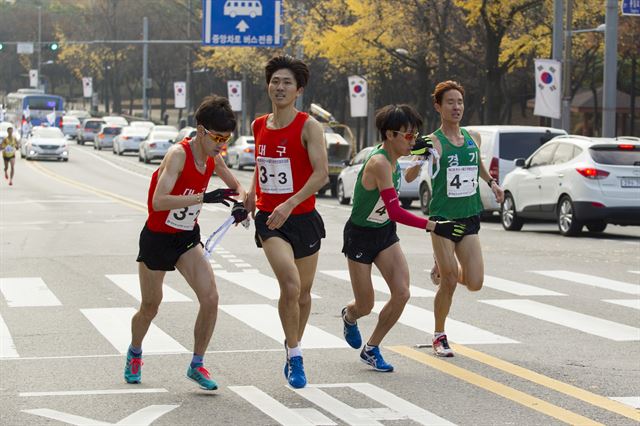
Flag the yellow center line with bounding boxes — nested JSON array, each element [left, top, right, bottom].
[[388, 346, 603, 426], [450, 344, 640, 422], [28, 161, 146, 213]]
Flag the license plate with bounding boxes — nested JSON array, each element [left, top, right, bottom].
[[621, 177, 640, 188]]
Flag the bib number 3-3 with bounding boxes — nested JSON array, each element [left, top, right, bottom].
[[257, 157, 293, 194], [165, 203, 202, 231]]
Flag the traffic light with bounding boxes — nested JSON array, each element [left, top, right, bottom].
[[0, 42, 4, 51], [50, 42, 59, 51]]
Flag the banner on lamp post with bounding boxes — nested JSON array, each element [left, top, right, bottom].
[[348, 76, 367, 117], [29, 70, 38, 88], [174, 82, 186, 109], [82, 77, 93, 98], [227, 80, 242, 112], [533, 59, 561, 120]]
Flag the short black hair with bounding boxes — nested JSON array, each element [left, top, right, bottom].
[[194, 95, 236, 132], [375, 104, 423, 141], [265, 55, 309, 89]]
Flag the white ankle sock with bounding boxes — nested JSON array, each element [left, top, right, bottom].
[[434, 332, 445, 339], [287, 345, 302, 358]]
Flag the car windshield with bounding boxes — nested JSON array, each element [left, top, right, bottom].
[[589, 146, 640, 166], [499, 132, 565, 160], [63, 116, 79, 124], [151, 131, 176, 141], [328, 144, 351, 162], [122, 127, 149, 137], [35, 128, 64, 138], [85, 121, 103, 129], [103, 127, 122, 135]]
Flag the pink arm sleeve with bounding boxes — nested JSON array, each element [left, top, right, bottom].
[[380, 187, 429, 229]]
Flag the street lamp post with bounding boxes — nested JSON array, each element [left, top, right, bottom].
[[602, 0, 618, 137]]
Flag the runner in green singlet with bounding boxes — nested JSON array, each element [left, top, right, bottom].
[[340, 104, 466, 372], [408, 81, 504, 357]]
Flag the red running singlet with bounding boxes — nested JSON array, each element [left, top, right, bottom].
[[145, 138, 215, 233], [253, 112, 315, 215]]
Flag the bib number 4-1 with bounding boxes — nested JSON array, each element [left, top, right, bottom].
[[446, 165, 478, 198]]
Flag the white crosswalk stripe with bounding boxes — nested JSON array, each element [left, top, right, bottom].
[[106, 274, 192, 303], [480, 299, 640, 341], [81, 307, 189, 354], [0, 277, 62, 307], [372, 302, 518, 344], [217, 270, 320, 300], [602, 299, 640, 310], [321, 270, 436, 298], [220, 304, 348, 349], [484, 275, 565, 296], [532, 270, 640, 295], [0, 313, 19, 358]]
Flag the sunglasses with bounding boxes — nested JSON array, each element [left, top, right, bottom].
[[202, 127, 232, 145], [394, 130, 419, 141]]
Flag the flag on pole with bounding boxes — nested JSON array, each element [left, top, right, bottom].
[[23, 105, 30, 119], [174, 81, 186, 109], [82, 77, 93, 98], [348, 76, 367, 117], [29, 70, 38, 88], [534, 59, 561, 119], [227, 80, 242, 111], [46, 108, 56, 126]]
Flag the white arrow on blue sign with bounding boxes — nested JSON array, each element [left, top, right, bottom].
[[203, 0, 284, 47], [622, 0, 640, 15]]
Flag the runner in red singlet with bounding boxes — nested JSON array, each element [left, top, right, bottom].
[[124, 95, 248, 390], [245, 55, 329, 389]]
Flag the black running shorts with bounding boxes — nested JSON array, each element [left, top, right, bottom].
[[136, 223, 202, 271], [342, 220, 399, 264], [254, 209, 326, 259], [430, 215, 481, 242]]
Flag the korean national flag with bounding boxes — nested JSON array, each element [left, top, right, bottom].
[[348, 75, 367, 117], [82, 77, 93, 98], [174, 81, 186, 109], [227, 80, 242, 112], [29, 70, 38, 88], [534, 59, 561, 119]]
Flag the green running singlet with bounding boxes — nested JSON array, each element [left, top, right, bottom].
[[350, 145, 401, 228], [429, 128, 483, 219]]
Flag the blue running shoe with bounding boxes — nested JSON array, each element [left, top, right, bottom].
[[286, 356, 307, 388], [186, 365, 218, 390], [360, 346, 394, 372], [342, 307, 362, 349], [124, 353, 143, 384]]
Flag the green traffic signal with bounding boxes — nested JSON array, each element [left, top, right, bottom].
[[50, 42, 59, 51], [0, 43, 4, 51]]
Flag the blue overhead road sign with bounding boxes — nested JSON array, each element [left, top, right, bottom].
[[202, 0, 283, 47], [622, 0, 640, 15]]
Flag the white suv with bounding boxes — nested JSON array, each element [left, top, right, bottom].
[[501, 135, 640, 236]]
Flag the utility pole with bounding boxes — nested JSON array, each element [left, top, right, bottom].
[[552, 0, 563, 129], [602, 0, 618, 137], [37, 5, 42, 88], [186, 0, 193, 126], [561, 0, 573, 133], [142, 17, 149, 119]]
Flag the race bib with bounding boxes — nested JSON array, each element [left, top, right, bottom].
[[446, 165, 478, 198], [4, 145, 14, 154], [256, 157, 294, 194], [366, 197, 389, 224], [165, 203, 202, 231]]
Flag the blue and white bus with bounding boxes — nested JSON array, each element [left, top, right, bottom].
[[4, 89, 64, 133]]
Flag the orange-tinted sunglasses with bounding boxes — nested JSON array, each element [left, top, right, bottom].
[[394, 130, 419, 141], [203, 127, 232, 145]]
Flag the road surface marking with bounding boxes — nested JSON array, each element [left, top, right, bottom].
[[0, 313, 19, 358], [480, 299, 640, 341], [532, 270, 640, 295], [106, 274, 192, 302], [217, 271, 320, 300], [321, 270, 436, 298], [374, 302, 518, 344], [220, 304, 348, 348], [81, 307, 188, 354], [388, 346, 603, 426], [20, 388, 168, 397], [602, 299, 640, 310], [484, 275, 565, 296], [0, 277, 62, 307]]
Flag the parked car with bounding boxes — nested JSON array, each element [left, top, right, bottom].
[[65, 110, 91, 121], [226, 136, 255, 170], [113, 126, 151, 156], [102, 115, 129, 127], [22, 126, 69, 161], [139, 130, 178, 163], [174, 126, 196, 143], [93, 124, 122, 150], [153, 125, 179, 133], [336, 146, 419, 207], [61, 115, 81, 139], [77, 118, 105, 145], [464, 125, 567, 216], [129, 120, 155, 131], [501, 135, 640, 236]]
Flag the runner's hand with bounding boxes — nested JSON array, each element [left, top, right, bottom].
[[231, 202, 249, 224], [410, 134, 433, 158], [203, 188, 238, 206], [432, 220, 466, 242]]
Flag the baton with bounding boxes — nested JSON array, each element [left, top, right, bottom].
[[203, 215, 235, 258]]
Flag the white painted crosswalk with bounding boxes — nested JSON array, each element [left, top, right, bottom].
[[483, 275, 565, 296], [321, 270, 436, 298], [0, 277, 62, 307], [0, 313, 19, 358], [106, 274, 192, 303], [217, 270, 321, 300], [532, 270, 640, 295], [602, 299, 640, 310]]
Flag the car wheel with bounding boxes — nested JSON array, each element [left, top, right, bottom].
[[63, 158, 69, 162], [557, 196, 583, 236], [144, 153, 150, 164], [419, 183, 431, 215], [337, 180, 350, 205], [501, 193, 524, 231], [586, 221, 607, 233], [401, 198, 412, 209], [236, 156, 243, 171], [138, 152, 143, 162], [118, 149, 123, 156]]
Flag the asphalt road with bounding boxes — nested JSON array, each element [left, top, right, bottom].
[[1, 142, 639, 426]]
